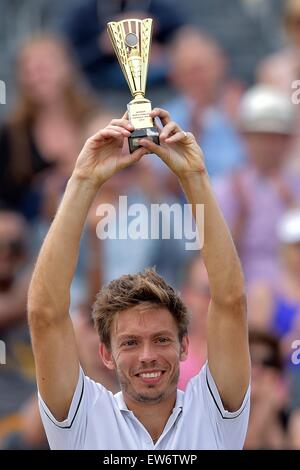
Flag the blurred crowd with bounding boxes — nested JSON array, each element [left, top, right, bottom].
[[1, 0, 300, 450]]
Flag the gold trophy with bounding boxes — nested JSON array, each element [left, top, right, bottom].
[[107, 18, 159, 153]]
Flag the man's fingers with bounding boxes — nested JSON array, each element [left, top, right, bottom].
[[106, 125, 131, 137], [150, 108, 171, 126], [91, 124, 131, 142], [96, 128, 122, 139], [90, 127, 121, 141], [164, 130, 188, 144], [160, 121, 180, 140], [118, 146, 147, 169], [110, 118, 133, 131], [138, 138, 169, 164], [131, 146, 149, 162]]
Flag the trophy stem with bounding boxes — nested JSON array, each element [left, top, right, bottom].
[[131, 93, 149, 102]]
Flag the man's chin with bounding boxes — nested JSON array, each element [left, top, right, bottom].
[[128, 383, 166, 403], [135, 391, 165, 404]]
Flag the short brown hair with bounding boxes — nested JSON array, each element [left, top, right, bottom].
[[92, 268, 190, 348]]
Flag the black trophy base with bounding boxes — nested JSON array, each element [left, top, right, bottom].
[[128, 127, 160, 154]]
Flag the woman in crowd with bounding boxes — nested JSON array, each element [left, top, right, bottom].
[[0, 34, 98, 220]]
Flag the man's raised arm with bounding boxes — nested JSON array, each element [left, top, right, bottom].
[[28, 118, 146, 421], [139, 108, 251, 412]]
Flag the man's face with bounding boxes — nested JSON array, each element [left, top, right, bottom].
[[101, 304, 188, 406]]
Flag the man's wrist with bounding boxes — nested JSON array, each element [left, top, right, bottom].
[[178, 169, 209, 187], [69, 171, 104, 192]]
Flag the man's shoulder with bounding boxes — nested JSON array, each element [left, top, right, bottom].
[[181, 362, 208, 399], [83, 372, 116, 399]]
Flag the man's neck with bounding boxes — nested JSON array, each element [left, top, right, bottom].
[[124, 392, 177, 443]]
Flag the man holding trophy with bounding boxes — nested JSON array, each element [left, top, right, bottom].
[[28, 19, 250, 450]]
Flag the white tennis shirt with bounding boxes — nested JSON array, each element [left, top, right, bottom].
[[38, 362, 250, 450]]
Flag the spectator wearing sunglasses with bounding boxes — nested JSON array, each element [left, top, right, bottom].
[[245, 330, 289, 449]]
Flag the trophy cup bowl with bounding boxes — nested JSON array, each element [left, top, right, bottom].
[[107, 18, 160, 153]]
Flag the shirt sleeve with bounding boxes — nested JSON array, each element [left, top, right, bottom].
[[38, 367, 101, 450], [191, 362, 250, 450]]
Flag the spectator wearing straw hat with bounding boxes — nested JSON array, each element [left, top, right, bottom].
[[214, 85, 300, 286]]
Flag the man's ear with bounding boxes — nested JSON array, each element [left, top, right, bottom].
[[99, 343, 115, 370], [180, 335, 189, 362]]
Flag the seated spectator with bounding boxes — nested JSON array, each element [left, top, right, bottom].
[[248, 209, 300, 338], [245, 330, 289, 449], [257, 0, 300, 176], [257, 0, 300, 95], [248, 209, 300, 413], [0, 395, 48, 450], [214, 85, 300, 285], [0, 34, 98, 220], [0, 210, 35, 439], [164, 26, 245, 179], [62, 0, 186, 91], [287, 409, 300, 448]]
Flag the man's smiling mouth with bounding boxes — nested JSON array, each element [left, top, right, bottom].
[[135, 370, 166, 384]]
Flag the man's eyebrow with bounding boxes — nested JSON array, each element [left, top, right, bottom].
[[117, 331, 175, 341], [152, 330, 174, 337], [117, 334, 141, 341]]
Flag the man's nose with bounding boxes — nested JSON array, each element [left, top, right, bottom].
[[139, 343, 157, 363]]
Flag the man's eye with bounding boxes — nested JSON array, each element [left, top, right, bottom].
[[156, 337, 169, 343], [122, 340, 137, 347]]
